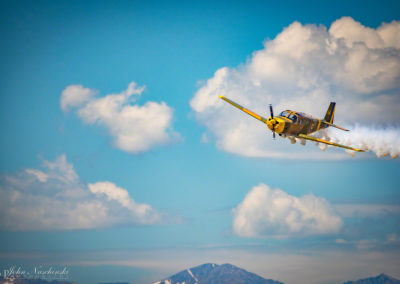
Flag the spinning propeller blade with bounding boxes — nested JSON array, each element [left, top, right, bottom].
[[269, 104, 274, 118], [269, 104, 276, 139]]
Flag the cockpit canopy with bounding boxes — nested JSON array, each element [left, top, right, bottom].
[[279, 110, 298, 123]]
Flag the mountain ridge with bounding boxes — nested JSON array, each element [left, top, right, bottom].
[[343, 273, 400, 284], [153, 263, 400, 284]]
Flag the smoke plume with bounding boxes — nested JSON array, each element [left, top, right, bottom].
[[324, 126, 400, 158]]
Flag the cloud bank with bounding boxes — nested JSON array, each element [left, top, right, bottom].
[[62, 82, 178, 154], [233, 183, 343, 238], [190, 17, 400, 159], [0, 155, 162, 231]]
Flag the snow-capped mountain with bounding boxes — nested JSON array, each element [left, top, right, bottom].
[[343, 273, 400, 284], [152, 263, 283, 284]]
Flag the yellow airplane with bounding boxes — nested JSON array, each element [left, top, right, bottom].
[[219, 95, 365, 152]]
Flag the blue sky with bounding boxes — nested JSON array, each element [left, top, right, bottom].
[[0, 1, 400, 284]]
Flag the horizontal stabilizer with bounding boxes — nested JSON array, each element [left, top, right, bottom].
[[323, 121, 349, 131]]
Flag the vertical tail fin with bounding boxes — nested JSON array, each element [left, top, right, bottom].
[[324, 102, 336, 124]]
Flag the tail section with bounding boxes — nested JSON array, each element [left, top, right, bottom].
[[324, 102, 336, 124], [322, 102, 349, 131]]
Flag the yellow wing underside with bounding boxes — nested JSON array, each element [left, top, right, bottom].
[[219, 95, 268, 124], [298, 134, 365, 152]]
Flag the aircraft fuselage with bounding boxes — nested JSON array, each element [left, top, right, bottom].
[[267, 110, 328, 137]]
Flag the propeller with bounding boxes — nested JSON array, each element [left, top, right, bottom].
[[269, 104, 276, 139]]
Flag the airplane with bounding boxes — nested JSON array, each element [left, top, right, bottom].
[[219, 95, 365, 152]]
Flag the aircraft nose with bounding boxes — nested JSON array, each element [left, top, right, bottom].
[[267, 117, 275, 131], [267, 117, 285, 133]]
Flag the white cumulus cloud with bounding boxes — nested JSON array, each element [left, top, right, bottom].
[[61, 82, 178, 154], [0, 155, 162, 231], [190, 17, 400, 159], [60, 85, 96, 111], [89, 181, 155, 218], [233, 184, 343, 238]]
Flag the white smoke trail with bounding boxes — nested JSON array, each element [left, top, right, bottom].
[[320, 126, 400, 159]]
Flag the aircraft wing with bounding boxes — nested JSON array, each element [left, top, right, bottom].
[[219, 95, 268, 124], [298, 134, 365, 152]]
